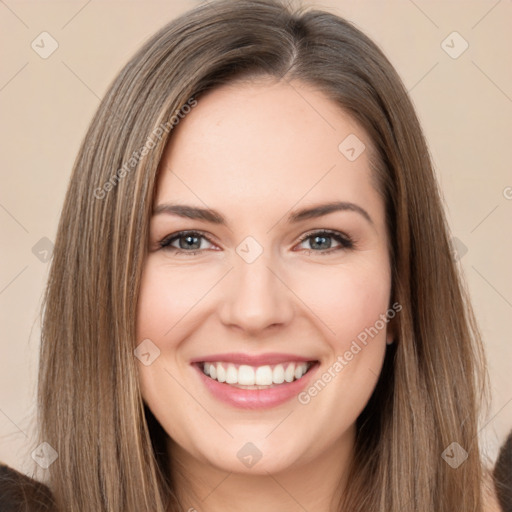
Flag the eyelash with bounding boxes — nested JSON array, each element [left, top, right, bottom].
[[158, 229, 354, 256]]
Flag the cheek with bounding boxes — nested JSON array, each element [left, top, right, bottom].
[[291, 259, 392, 347], [293, 264, 391, 428], [136, 253, 392, 356], [136, 260, 212, 343], [135, 262, 204, 439], [135, 262, 195, 397]]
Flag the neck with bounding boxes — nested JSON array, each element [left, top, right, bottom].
[[167, 426, 355, 512]]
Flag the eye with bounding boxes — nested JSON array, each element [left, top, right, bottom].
[[159, 230, 216, 255], [158, 229, 354, 256], [295, 229, 354, 255]]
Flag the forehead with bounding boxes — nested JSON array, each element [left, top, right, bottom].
[[155, 79, 381, 222]]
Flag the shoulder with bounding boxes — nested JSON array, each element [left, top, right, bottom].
[[492, 429, 512, 512], [0, 463, 55, 511]]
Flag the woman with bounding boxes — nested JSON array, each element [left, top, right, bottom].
[[17, 0, 499, 509]]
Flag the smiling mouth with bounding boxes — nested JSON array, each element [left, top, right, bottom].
[[198, 361, 317, 389]]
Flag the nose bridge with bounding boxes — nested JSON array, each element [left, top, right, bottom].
[[218, 239, 293, 332]]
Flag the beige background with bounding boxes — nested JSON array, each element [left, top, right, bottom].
[[0, 0, 511, 474]]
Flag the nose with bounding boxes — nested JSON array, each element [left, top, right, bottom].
[[217, 249, 294, 335]]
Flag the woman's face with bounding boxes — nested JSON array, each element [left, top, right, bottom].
[[136, 79, 393, 475]]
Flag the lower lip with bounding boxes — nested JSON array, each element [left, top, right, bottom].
[[193, 362, 319, 409]]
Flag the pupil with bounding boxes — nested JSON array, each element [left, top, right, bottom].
[[181, 235, 200, 250], [312, 235, 330, 250]]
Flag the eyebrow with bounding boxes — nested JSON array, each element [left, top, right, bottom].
[[153, 201, 373, 226]]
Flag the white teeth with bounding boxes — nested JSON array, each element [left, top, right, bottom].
[[255, 365, 273, 386], [216, 363, 226, 383], [272, 364, 285, 384], [202, 361, 312, 386], [226, 364, 237, 384], [238, 365, 255, 385], [284, 363, 295, 383]]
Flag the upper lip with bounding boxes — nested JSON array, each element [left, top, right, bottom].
[[190, 353, 317, 366]]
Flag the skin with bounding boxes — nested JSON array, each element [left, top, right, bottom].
[[136, 78, 393, 512]]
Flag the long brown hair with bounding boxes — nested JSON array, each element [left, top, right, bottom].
[[36, 0, 489, 510]]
